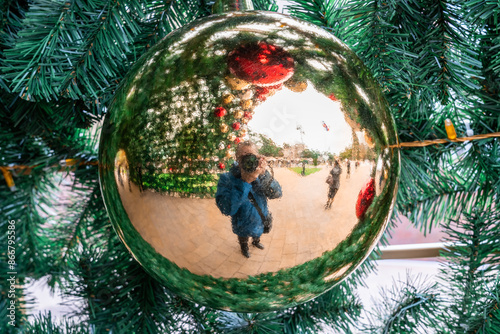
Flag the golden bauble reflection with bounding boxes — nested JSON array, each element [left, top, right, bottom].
[[99, 11, 399, 312]]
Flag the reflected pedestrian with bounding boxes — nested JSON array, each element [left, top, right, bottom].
[[325, 160, 342, 209]]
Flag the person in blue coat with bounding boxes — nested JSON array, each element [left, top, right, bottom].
[[216, 141, 282, 258]]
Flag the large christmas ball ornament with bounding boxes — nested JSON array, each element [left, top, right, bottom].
[[99, 11, 399, 312]]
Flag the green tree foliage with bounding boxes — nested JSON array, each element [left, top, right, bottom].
[[339, 146, 352, 160], [257, 134, 282, 157], [301, 149, 321, 165], [362, 274, 439, 333], [0, 0, 499, 333], [438, 207, 500, 333], [300, 149, 319, 159]]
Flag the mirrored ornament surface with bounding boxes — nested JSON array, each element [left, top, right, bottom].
[[99, 11, 400, 312]]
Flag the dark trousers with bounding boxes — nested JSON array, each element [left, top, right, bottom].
[[238, 236, 260, 246]]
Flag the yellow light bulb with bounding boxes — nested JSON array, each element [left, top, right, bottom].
[[0, 167, 15, 191], [444, 118, 457, 140]]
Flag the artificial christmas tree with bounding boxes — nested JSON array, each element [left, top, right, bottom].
[[1, 0, 499, 333]]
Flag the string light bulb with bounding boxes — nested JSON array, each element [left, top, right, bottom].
[[444, 118, 457, 140]]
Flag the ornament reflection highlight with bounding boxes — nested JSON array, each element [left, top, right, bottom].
[[99, 10, 399, 312]]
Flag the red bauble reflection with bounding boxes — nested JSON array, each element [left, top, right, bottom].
[[214, 107, 226, 117], [228, 42, 294, 87], [329, 93, 338, 101], [255, 87, 271, 101], [267, 83, 283, 90], [255, 84, 284, 102], [356, 178, 375, 219]]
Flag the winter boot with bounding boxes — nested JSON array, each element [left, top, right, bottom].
[[252, 237, 265, 250], [238, 236, 250, 258]]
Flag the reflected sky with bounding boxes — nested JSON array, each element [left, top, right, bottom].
[[249, 83, 352, 154]]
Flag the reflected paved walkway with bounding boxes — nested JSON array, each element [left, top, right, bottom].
[[117, 163, 371, 278]]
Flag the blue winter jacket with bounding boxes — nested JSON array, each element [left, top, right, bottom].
[[216, 165, 282, 238]]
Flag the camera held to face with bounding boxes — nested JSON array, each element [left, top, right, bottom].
[[240, 153, 260, 173]]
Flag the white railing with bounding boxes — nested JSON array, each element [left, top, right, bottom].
[[379, 242, 455, 259]]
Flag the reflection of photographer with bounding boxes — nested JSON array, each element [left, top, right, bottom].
[[216, 141, 282, 258]]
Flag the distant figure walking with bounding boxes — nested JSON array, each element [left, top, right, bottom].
[[346, 160, 351, 179], [325, 160, 342, 209]]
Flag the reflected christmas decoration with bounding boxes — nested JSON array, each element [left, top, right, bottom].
[[99, 11, 400, 312], [355, 178, 375, 219]]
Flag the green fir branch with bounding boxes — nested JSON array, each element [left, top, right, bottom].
[[438, 207, 500, 333], [212, 275, 365, 333], [472, 280, 500, 333], [0, 172, 55, 277], [274, 283, 362, 333], [2, 0, 143, 110], [22, 312, 91, 334], [1, 93, 99, 155], [60, 237, 214, 333], [251, 0, 278, 12], [0, 0, 30, 91], [0, 87, 102, 287], [0, 265, 30, 333], [396, 135, 500, 233], [3, 0, 79, 101], [362, 273, 439, 333], [213, 312, 284, 333], [469, 8, 500, 137], [46, 175, 105, 287], [56, 0, 143, 110], [132, 0, 211, 57], [286, 0, 349, 28]]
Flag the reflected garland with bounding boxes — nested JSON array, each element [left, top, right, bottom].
[[112, 13, 393, 198]]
